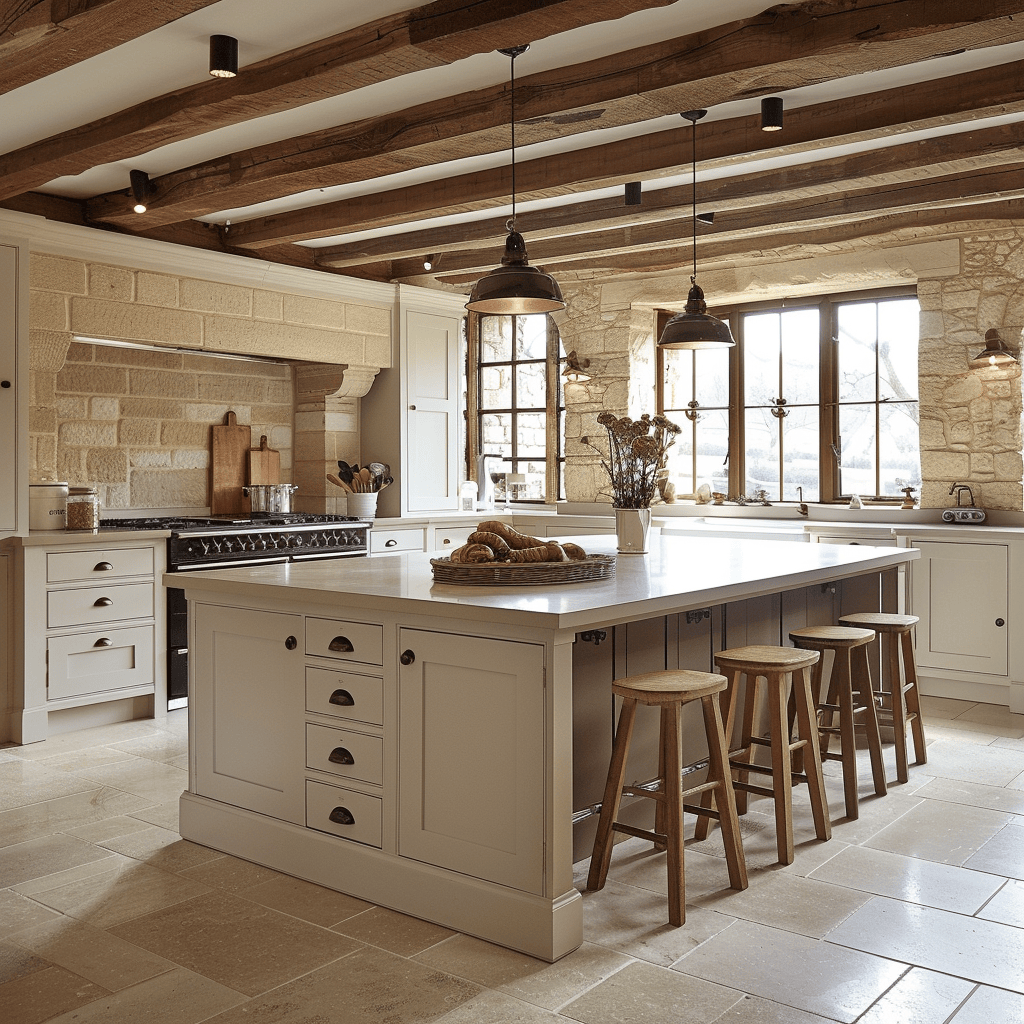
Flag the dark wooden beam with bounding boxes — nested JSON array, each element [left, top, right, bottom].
[[82, 0, 1024, 229], [0, 1, 219, 94], [0, 0, 672, 202]]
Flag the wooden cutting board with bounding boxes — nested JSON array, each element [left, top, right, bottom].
[[210, 411, 251, 514], [248, 435, 281, 485]]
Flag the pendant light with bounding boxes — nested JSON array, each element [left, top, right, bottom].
[[971, 328, 1018, 367], [658, 110, 735, 349], [466, 45, 565, 315]]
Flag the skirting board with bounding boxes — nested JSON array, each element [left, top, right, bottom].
[[179, 792, 583, 963], [918, 673, 1010, 708]]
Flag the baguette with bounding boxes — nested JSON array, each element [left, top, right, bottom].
[[476, 520, 546, 549], [467, 530, 512, 559], [449, 542, 495, 563], [561, 542, 588, 561], [506, 541, 567, 563]]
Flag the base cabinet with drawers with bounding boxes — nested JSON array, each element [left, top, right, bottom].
[[1, 534, 165, 743]]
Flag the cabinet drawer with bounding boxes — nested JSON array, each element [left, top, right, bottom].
[[47, 624, 154, 700], [306, 780, 382, 848], [433, 526, 475, 551], [306, 723, 382, 785], [47, 546, 154, 583], [306, 666, 383, 726], [371, 528, 424, 554], [306, 617, 382, 666], [47, 582, 154, 628]]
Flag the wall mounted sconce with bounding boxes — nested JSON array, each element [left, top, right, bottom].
[[562, 350, 591, 382], [761, 96, 784, 132], [971, 328, 1019, 367], [129, 169, 153, 213], [209, 35, 238, 78], [624, 181, 642, 206]]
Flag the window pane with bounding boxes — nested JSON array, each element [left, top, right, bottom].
[[517, 412, 547, 457], [780, 308, 819, 405], [744, 312, 780, 406], [481, 315, 512, 362], [662, 349, 693, 410], [515, 361, 546, 409], [837, 304, 877, 403], [695, 409, 730, 494], [878, 299, 919, 402], [480, 364, 511, 409], [694, 347, 730, 407], [481, 413, 512, 454], [781, 405, 819, 502], [517, 316, 547, 359], [519, 460, 546, 500], [879, 402, 921, 494], [838, 403, 876, 496], [745, 408, 778, 496]]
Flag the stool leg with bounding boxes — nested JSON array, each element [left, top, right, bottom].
[[885, 631, 909, 783], [663, 701, 685, 926], [902, 629, 928, 766], [835, 648, 859, 819], [653, 707, 669, 852], [767, 671, 794, 865], [701, 692, 747, 891], [733, 672, 760, 817], [792, 664, 832, 843], [855, 644, 888, 798], [588, 698, 637, 892], [694, 667, 740, 842]]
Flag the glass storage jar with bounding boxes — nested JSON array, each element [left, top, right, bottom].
[[66, 486, 100, 530]]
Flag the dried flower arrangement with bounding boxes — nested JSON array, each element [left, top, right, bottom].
[[586, 412, 682, 509]]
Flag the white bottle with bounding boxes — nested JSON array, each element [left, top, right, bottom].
[[460, 480, 478, 511]]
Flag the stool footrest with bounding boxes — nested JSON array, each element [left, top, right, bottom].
[[611, 821, 664, 845]]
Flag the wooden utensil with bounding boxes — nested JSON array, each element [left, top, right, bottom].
[[249, 435, 281, 485], [327, 473, 352, 492], [210, 411, 251, 514]]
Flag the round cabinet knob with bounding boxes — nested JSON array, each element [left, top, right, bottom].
[[996, 618, 1005, 627], [400, 649, 415, 665], [285, 636, 298, 650], [0, 380, 10, 388]]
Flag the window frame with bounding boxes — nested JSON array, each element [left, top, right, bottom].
[[657, 286, 919, 503]]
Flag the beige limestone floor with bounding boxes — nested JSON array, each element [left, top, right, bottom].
[[1, 697, 1023, 1024]]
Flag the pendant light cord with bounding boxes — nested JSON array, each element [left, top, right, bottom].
[[510, 48, 517, 228], [691, 116, 697, 282]]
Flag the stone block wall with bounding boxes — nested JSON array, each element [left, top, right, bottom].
[[28, 251, 392, 511]]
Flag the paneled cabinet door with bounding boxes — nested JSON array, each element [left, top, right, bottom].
[[398, 628, 546, 894], [191, 603, 305, 823], [911, 540, 1008, 676], [0, 243, 19, 533]]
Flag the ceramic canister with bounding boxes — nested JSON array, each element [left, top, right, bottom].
[[29, 481, 69, 530]]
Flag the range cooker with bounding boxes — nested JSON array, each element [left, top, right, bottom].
[[100, 513, 371, 707]]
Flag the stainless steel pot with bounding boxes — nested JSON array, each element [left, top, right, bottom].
[[243, 483, 298, 513]]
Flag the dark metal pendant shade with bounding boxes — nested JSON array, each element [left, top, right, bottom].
[[659, 278, 736, 349], [465, 229, 565, 314]]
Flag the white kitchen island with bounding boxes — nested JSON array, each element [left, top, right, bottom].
[[174, 533, 917, 962]]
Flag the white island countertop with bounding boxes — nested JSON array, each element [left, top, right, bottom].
[[169, 532, 918, 631]]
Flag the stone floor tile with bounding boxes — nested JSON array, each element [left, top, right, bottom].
[[912, 740, 1024, 787], [0, 964, 109, 1024], [0, 760, 97, 813], [827, 896, 1024, 992], [948, 985, 1024, 1023], [106, 733, 189, 763], [331, 906, 455, 957], [963, 822, 1024, 879], [709, 994, 835, 1023], [0, 889, 63, 937], [0, 787, 153, 849], [37, 748, 139, 773], [242, 872, 374, 927], [97, 825, 222, 873], [914, 775, 1024, 815], [919, 696, 974, 720], [0, 938, 51, 983], [674, 918, 907, 1023], [855, 966, 975, 1024], [977, 878, 1024, 928], [0, 834, 115, 888], [109, 890, 363, 996], [70, 759, 187, 805], [127, 799, 180, 831], [64, 814, 159, 844], [434, 988, 566, 1022]]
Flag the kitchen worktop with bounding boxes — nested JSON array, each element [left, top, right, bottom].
[[8, 526, 172, 545], [171, 532, 917, 631]]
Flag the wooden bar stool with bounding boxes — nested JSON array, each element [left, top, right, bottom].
[[788, 625, 887, 819], [694, 646, 832, 866], [837, 612, 927, 783], [587, 669, 748, 926]]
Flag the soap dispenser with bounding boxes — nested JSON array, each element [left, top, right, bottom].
[[477, 452, 501, 510]]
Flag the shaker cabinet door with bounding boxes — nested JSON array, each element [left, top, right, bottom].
[[191, 603, 305, 823], [398, 628, 545, 894]]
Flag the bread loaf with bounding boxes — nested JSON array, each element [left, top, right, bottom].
[[506, 541, 567, 563], [476, 520, 546, 549], [561, 542, 587, 561], [467, 530, 512, 559], [449, 542, 495, 563]]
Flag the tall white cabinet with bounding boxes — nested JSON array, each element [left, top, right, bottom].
[[0, 238, 27, 536]]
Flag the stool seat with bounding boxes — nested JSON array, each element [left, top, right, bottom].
[[789, 624, 886, 819], [788, 625, 875, 647], [694, 645, 831, 865], [588, 668, 747, 926], [838, 612, 927, 783], [838, 611, 920, 632]]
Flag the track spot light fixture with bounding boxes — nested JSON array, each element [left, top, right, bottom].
[[209, 35, 238, 78], [761, 96, 784, 132], [129, 169, 153, 214]]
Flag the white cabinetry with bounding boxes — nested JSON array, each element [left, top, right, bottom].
[[397, 627, 546, 894], [910, 540, 1008, 677], [0, 239, 27, 536], [4, 536, 164, 743]]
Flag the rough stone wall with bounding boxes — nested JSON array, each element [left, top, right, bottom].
[[28, 252, 391, 510], [918, 231, 1024, 511], [555, 284, 657, 503]]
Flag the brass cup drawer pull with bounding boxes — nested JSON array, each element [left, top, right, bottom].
[[328, 746, 355, 766], [328, 636, 354, 653], [93, 637, 113, 647], [329, 806, 355, 826], [94, 561, 113, 572], [93, 597, 114, 607]]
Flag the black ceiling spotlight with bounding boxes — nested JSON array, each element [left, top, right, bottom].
[[657, 111, 735, 350], [466, 45, 565, 315], [209, 34, 238, 78], [624, 181, 642, 206], [761, 96, 784, 132], [129, 169, 153, 214]]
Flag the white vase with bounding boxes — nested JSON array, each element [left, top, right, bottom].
[[614, 507, 651, 553]]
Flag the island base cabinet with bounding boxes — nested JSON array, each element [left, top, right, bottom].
[[191, 603, 305, 824], [398, 628, 547, 896]]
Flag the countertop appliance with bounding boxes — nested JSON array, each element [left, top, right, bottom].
[[100, 513, 371, 707]]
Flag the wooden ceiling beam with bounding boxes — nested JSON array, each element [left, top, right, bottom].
[[82, 0, 1024, 228], [0, 1, 220, 95], [226, 61, 1024, 249], [0, 0, 672, 202]]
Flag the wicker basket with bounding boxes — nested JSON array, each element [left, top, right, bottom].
[[430, 554, 616, 586]]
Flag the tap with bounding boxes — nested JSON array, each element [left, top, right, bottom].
[[796, 485, 808, 516], [949, 482, 975, 507]]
